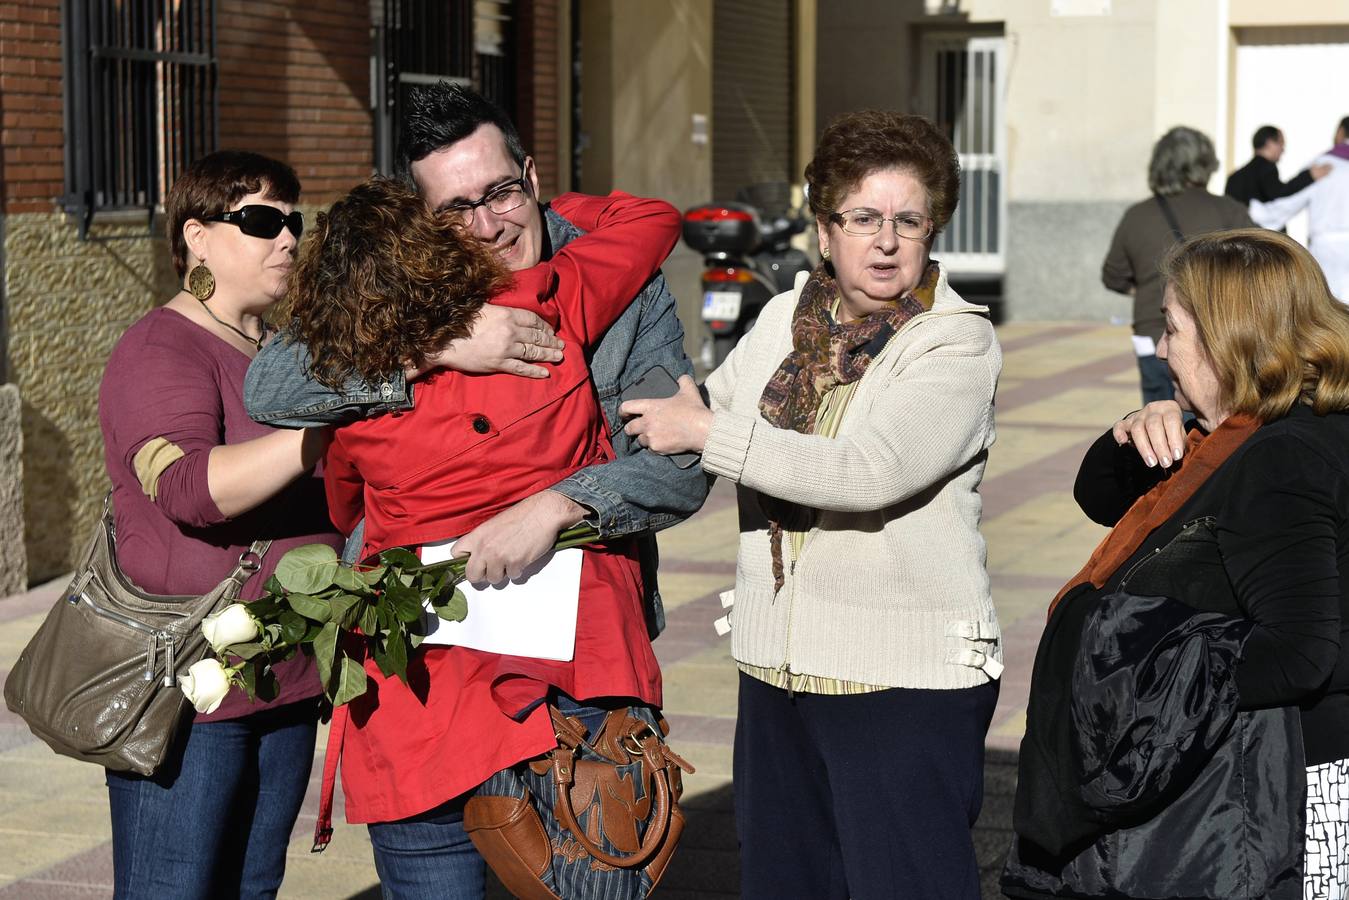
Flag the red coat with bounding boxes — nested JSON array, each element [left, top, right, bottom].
[[323, 192, 676, 824]]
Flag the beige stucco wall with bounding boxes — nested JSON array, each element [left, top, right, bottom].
[[578, 0, 713, 362], [5, 212, 177, 583], [0, 382, 24, 594], [1229, 0, 1349, 27]]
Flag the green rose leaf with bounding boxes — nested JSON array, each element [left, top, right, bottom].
[[313, 621, 339, 689], [275, 544, 341, 594], [237, 659, 258, 698], [332, 654, 369, 707], [359, 564, 387, 586], [248, 595, 281, 619], [384, 627, 409, 683], [371, 639, 396, 678], [279, 610, 308, 645], [262, 574, 284, 597], [285, 593, 332, 623], [255, 665, 280, 702], [378, 548, 421, 571], [340, 596, 366, 631], [359, 602, 380, 637], [226, 641, 266, 661], [433, 586, 468, 623], [384, 579, 425, 624], [333, 565, 369, 593], [328, 593, 360, 626]]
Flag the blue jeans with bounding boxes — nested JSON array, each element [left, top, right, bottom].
[[366, 695, 616, 900], [105, 698, 320, 900], [1137, 353, 1175, 405]]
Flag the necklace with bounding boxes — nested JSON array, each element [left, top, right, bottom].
[[196, 297, 267, 351]]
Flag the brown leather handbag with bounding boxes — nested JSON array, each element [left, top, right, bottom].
[[3, 499, 269, 776], [464, 705, 695, 900]]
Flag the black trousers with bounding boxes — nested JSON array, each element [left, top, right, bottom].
[[733, 671, 999, 900]]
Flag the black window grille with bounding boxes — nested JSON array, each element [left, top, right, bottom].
[[373, 0, 516, 176], [61, 0, 217, 238]]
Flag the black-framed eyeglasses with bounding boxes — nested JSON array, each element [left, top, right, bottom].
[[829, 208, 933, 241], [203, 205, 304, 240], [442, 175, 531, 225]]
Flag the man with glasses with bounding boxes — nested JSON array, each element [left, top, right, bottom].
[[244, 82, 704, 625], [245, 84, 703, 894]]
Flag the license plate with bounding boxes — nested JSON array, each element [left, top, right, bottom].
[[702, 290, 742, 322]]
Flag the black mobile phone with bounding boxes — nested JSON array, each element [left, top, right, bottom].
[[619, 365, 702, 469]]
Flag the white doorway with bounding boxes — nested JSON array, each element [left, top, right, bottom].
[[920, 34, 1007, 279], [1232, 27, 1349, 247]]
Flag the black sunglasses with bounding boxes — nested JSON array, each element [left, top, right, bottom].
[[203, 205, 303, 240]]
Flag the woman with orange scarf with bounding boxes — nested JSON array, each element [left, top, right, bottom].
[[1003, 229, 1349, 900]]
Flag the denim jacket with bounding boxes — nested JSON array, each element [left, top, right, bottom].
[[243, 205, 708, 636]]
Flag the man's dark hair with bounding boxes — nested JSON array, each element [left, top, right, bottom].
[[394, 82, 526, 186], [1339, 116, 1349, 142], [1252, 125, 1282, 151]]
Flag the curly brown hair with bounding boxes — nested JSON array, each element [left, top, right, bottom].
[[281, 178, 510, 390], [804, 111, 961, 235]]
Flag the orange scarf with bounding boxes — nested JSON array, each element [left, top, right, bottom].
[[1048, 413, 1260, 616]]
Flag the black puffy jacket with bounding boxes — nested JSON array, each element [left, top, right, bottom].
[[1001, 407, 1349, 900]]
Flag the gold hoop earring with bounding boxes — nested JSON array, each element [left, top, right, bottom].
[[187, 264, 215, 301]]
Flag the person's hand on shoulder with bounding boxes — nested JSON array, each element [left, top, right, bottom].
[[1112, 401, 1186, 468], [1312, 163, 1333, 181], [405, 305, 565, 380]]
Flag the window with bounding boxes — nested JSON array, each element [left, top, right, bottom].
[[372, 0, 516, 175], [61, 0, 217, 238]]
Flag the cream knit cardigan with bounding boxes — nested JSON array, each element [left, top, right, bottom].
[[702, 265, 1003, 690]]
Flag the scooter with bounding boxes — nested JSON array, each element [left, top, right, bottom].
[[682, 188, 813, 368]]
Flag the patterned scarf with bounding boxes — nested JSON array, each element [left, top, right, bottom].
[[756, 260, 940, 592]]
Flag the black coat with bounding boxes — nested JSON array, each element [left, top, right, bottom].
[[1002, 406, 1349, 900], [1224, 155, 1313, 205]]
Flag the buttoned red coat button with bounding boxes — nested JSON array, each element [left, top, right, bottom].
[[471, 415, 491, 434]]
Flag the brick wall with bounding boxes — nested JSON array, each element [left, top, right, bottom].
[[0, 0, 64, 215], [217, 0, 373, 202], [516, 0, 563, 197]]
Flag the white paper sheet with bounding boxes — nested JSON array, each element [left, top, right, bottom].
[[417, 538, 582, 661]]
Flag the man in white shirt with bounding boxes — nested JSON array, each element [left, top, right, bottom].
[[1250, 116, 1349, 301]]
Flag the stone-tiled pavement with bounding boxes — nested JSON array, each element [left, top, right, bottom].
[[0, 322, 1139, 898]]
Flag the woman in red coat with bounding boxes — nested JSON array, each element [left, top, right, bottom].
[[282, 177, 679, 898]]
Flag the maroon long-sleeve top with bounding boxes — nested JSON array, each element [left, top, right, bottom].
[[98, 306, 343, 721]]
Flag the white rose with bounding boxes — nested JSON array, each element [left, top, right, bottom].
[[201, 603, 259, 654], [177, 658, 233, 714]]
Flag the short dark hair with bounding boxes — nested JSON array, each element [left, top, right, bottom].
[[165, 151, 300, 277], [1252, 125, 1282, 151], [1339, 116, 1349, 141], [394, 82, 526, 186], [804, 110, 961, 235]]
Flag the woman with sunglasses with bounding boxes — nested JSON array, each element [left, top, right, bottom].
[[97, 150, 340, 898], [619, 111, 1002, 899]]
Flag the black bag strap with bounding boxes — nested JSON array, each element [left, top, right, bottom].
[[1153, 193, 1186, 243]]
